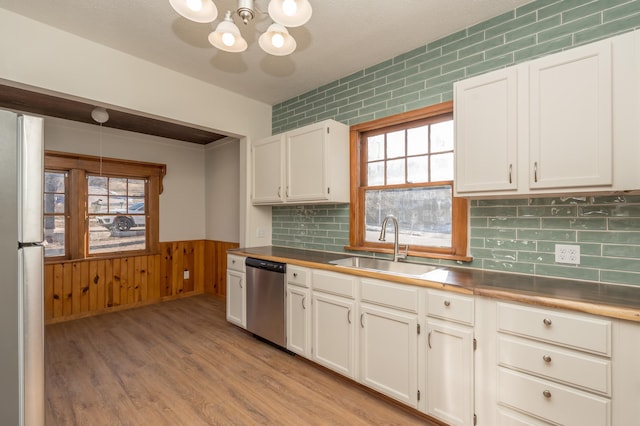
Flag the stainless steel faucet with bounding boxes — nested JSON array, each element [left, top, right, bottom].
[[378, 214, 408, 262]]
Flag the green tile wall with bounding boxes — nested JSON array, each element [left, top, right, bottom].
[[271, 0, 640, 286]]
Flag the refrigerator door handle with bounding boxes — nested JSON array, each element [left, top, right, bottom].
[[17, 115, 44, 244]]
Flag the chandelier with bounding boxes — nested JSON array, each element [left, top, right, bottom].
[[169, 0, 312, 56]]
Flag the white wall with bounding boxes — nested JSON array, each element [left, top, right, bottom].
[[0, 7, 273, 247], [44, 117, 206, 242], [205, 138, 240, 242]]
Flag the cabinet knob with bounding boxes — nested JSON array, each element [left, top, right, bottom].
[[444, 300, 451, 307], [543, 318, 552, 326], [231, 259, 236, 264], [542, 390, 552, 398], [293, 272, 298, 278], [542, 354, 552, 363]]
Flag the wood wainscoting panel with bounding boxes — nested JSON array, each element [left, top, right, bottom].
[[204, 240, 239, 297], [44, 239, 237, 324]]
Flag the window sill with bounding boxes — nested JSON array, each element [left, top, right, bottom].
[[344, 245, 473, 263]]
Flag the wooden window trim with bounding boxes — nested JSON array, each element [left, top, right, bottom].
[[44, 151, 166, 261], [346, 101, 471, 262]]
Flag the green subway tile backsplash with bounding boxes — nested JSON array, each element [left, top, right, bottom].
[[271, 0, 640, 286]]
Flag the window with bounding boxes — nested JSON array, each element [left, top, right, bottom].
[[87, 175, 147, 255], [348, 101, 469, 260], [44, 170, 67, 258], [44, 151, 166, 260]]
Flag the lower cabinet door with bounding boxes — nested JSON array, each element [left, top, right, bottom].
[[359, 304, 418, 407], [426, 318, 474, 426], [286, 284, 310, 357], [311, 292, 356, 378], [226, 270, 246, 328]]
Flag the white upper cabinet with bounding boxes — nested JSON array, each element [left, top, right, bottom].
[[455, 30, 640, 197], [251, 119, 350, 205], [252, 135, 284, 204], [528, 41, 612, 189], [454, 67, 518, 193]]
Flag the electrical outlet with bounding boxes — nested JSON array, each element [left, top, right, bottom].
[[183, 270, 190, 280], [555, 244, 580, 265]]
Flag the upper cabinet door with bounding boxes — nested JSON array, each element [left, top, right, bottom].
[[454, 67, 518, 194], [252, 135, 284, 204], [285, 123, 327, 202], [529, 41, 613, 189]]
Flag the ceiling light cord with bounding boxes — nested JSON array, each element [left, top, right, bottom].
[[169, 0, 311, 55]]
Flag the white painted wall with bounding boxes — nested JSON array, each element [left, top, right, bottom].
[[0, 7, 273, 247], [205, 138, 240, 242], [44, 117, 206, 242]]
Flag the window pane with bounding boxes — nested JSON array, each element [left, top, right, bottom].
[[88, 176, 108, 195], [367, 135, 385, 161], [386, 158, 405, 185], [431, 153, 454, 181], [128, 179, 145, 197], [44, 218, 65, 257], [368, 161, 384, 186], [431, 120, 454, 153], [407, 126, 428, 156], [44, 172, 64, 193], [386, 130, 405, 159], [88, 176, 146, 255], [364, 186, 452, 248], [407, 156, 429, 183]]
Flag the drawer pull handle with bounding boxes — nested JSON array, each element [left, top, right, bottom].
[[444, 300, 451, 307], [302, 296, 306, 310], [428, 330, 432, 349], [239, 279, 243, 289], [542, 390, 552, 398], [543, 318, 552, 326], [293, 272, 298, 278], [360, 313, 365, 328], [347, 309, 352, 324], [542, 355, 552, 363]]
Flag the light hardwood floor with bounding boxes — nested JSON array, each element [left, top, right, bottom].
[[45, 294, 439, 425]]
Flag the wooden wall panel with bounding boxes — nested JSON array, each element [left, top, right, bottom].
[[44, 239, 236, 324], [204, 240, 239, 297]]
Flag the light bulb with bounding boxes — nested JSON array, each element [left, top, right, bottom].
[[222, 32, 236, 47], [282, 0, 297, 16], [186, 0, 203, 12], [271, 33, 285, 48]]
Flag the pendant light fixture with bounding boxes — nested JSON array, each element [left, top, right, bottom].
[[169, 0, 312, 56]]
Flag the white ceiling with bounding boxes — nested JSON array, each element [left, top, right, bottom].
[[0, 0, 533, 105]]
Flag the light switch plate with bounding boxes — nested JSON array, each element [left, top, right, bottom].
[[555, 244, 580, 265], [183, 270, 190, 280]]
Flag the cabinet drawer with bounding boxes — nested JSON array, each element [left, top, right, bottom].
[[497, 408, 550, 426], [426, 289, 474, 325], [498, 368, 610, 426], [498, 335, 611, 395], [287, 265, 310, 287], [360, 278, 418, 313], [312, 270, 356, 298], [227, 254, 245, 273], [497, 303, 611, 356]]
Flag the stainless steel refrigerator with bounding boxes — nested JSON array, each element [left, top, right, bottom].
[[0, 109, 45, 426]]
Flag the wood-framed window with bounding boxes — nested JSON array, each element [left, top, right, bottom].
[[347, 101, 470, 261], [44, 151, 166, 260]]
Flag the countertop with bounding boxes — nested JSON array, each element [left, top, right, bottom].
[[230, 246, 640, 322]]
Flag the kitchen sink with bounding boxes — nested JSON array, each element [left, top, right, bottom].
[[329, 256, 439, 278]]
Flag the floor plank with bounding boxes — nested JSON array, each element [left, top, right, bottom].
[[45, 294, 437, 425]]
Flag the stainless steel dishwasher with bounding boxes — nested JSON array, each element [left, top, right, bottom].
[[245, 257, 286, 348]]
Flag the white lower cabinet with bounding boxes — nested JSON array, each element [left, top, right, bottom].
[[226, 254, 246, 328], [425, 289, 475, 426], [287, 284, 311, 357], [311, 292, 356, 378], [359, 303, 418, 407], [311, 270, 357, 379], [286, 265, 311, 357], [226, 269, 246, 328]]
